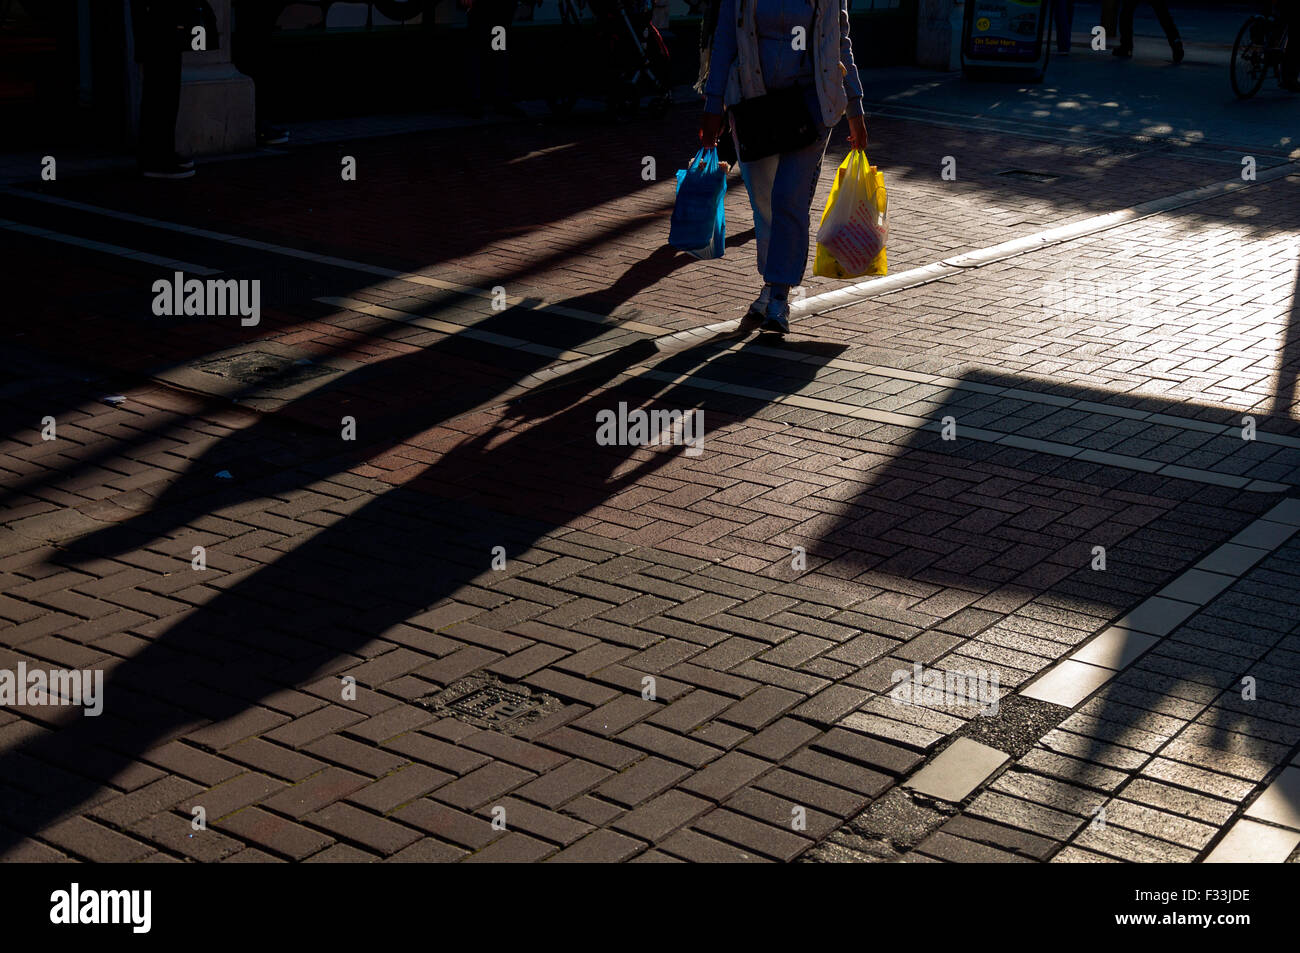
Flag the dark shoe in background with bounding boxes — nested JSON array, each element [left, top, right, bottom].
[[257, 123, 289, 145], [140, 157, 195, 179], [1112, 45, 1132, 58], [1171, 39, 1184, 64]]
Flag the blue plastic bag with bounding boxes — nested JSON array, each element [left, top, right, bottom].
[[669, 148, 726, 260]]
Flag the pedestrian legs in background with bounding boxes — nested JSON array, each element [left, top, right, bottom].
[[1114, 0, 1183, 62], [232, 0, 288, 144], [136, 0, 192, 178], [465, 0, 526, 119], [1281, 0, 1300, 91], [1054, 0, 1074, 53]]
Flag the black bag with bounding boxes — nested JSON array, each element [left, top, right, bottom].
[[728, 83, 818, 163]]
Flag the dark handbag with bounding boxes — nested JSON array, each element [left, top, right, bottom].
[[728, 83, 818, 163]]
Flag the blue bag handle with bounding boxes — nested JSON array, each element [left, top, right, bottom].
[[689, 147, 719, 175]]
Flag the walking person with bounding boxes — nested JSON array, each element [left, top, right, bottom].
[[699, 0, 867, 334], [1113, 0, 1184, 62]]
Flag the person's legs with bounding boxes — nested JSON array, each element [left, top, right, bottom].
[[488, 0, 518, 107], [468, 0, 519, 111], [1148, 0, 1183, 60], [466, 1, 492, 113], [1282, 2, 1300, 88], [762, 128, 831, 288], [1116, 0, 1135, 51], [138, 1, 186, 174], [1054, 0, 1074, 52], [232, 0, 283, 137], [1149, 0, 1180, 44], [740, 151, 778, 279]]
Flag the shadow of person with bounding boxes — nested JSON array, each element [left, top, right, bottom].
[[35, 244, 715, 560], [0, 325, 846, 849]]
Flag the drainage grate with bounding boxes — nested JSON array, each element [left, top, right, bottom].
[[420, 675, 561, 733], [194, 350, 338, 390], [995, 168, 1061, 183]]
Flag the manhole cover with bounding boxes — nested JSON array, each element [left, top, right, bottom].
[[995, 168, 1061, 183], [420, 675, 560, 733], [194, 351, 338, 390]]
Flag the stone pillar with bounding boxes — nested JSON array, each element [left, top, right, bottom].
[[916, 0, 962, 70], [175, 0, 256, 155]]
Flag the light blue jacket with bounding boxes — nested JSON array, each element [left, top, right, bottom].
[[702, 0, 865, 126]]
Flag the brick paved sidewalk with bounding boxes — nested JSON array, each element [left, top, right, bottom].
[[3, 100, 1300, 862]]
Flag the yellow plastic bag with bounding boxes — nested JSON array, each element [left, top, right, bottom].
[[813, 150, 888, 279]]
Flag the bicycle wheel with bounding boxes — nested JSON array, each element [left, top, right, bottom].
[[1231, 16, 1270, 99]]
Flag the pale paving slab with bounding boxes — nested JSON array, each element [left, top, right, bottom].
[[906, 738, 1010, 803], [1194, 543, 1271, 576], [1155, 569, 1237, 606], [1112, 597, 1201, 638], [1070, 627, 1159, 672], [1204, 819, 1300, 863], [1021, 659, 1115, 708], [1244, 767, 1300, 832], [1228, 520, 1298, 551]]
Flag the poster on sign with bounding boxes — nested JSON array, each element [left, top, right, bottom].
[[962, 0, 1053, 80]]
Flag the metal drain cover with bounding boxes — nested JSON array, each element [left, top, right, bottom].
[[420, 675, 560, 733], [194, 351, 338, 390]]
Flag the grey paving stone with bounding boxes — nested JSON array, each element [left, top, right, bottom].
[[906, 739, 1009, 803], [1112, 596, 1201, 637], [1156, 568, 1237, 605], [1194, 543, 1271, 577], [1229, 519, 1297, 551]]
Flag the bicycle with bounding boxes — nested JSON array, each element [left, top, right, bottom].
[[1230, 7, 1291, 98]]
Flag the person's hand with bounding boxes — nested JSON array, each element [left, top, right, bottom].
[[847, 115, 868, 152], [699, 111, 723, 149]]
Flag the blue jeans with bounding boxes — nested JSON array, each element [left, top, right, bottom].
[[736, 122, 832, 287]]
